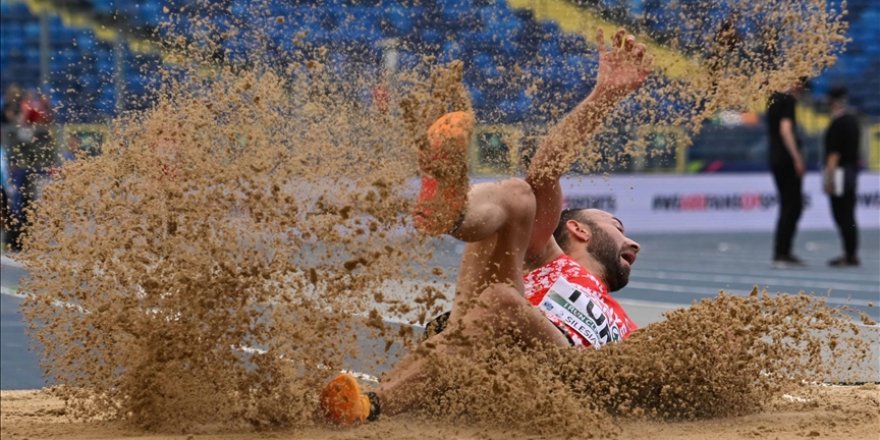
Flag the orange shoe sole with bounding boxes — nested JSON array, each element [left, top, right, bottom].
[[413, 111, 473, 235], [319, 373, 371, 426]]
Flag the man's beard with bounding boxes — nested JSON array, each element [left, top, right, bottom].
[[587, 227, 631, 292]]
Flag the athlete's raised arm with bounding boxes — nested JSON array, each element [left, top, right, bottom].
[[525, 27, 652, 266]]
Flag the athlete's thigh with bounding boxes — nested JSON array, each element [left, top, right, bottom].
[[446, 282, 570, 349], [451, 178, 536, 319]]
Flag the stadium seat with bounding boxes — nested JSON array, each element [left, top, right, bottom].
[[1, 0, 877, 123]]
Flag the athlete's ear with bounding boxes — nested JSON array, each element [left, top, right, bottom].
[[566, 220, 591, 243]]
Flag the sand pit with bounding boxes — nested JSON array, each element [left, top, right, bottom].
[[1, 385, 878, 440], [5, 0, 866, 438]]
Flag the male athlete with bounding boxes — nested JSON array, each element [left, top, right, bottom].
[[319, 27, 651, 424]]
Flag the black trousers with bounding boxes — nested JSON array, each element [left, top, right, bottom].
[[830, 169, 859, 259], [771, 164, 803, 258]]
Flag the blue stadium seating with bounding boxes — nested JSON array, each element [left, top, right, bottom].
[[634, 0, 879, 116], [1, 2, 162, 122], [1, 0, 877, 125]]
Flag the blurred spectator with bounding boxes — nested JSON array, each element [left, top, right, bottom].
[[767, 78, 806, 268], [1, 85, 23, 250], [822, 86, 861, 267], [0, 143, 10, 250], [20, 89, 52, 125], [2, 85, 23, 125], [5, 88, 55, 251]]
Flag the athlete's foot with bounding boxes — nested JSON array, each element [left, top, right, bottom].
[[413, 111, 473, 236], [319, 373, 381, 426]]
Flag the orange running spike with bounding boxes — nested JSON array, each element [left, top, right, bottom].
[[413, 111, 473, 235], [319, 373, 372, 426]]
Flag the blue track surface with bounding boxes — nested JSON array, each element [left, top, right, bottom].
[[622, 229, 880, 319]]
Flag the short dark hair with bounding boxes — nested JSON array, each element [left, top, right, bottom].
[[553, 208, 596, 251], [828, 86, 848, 102]]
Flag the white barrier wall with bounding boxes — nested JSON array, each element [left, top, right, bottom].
[[548, 173, 880, 233]]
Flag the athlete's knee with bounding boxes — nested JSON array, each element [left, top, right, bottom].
[[479, 284, 530, 320], [478, 284, 558, 346], [498, 179, 535, 221]]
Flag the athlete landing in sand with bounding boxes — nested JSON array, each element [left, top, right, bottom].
[[319, 27, 652, 425]]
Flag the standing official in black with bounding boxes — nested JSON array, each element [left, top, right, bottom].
[[823, 86, 861, 267], [767, 81, 806, 268]]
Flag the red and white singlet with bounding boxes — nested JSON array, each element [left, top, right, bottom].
[[523, 255, 636, 348]]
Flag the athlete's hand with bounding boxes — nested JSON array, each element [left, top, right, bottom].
[[594, 28, 652, 99]]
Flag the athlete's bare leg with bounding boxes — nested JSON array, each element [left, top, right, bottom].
[[376, 90, 581, 409], [376, 177, 571, 415], [319, 108, 570, 424]]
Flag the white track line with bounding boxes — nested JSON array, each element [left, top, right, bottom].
[[634, 261, 880, 283], [616, 298, 682, 310], [1, 286, 24, 299], [632, 269, 878, 292], [1, 254, 24, 268]]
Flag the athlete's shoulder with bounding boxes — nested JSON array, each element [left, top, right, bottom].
[[556, 255, 607, 294]]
